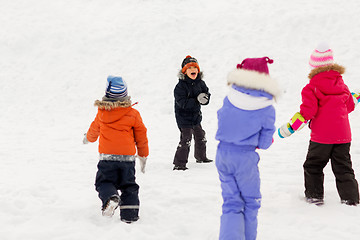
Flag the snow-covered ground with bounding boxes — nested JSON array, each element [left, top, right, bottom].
[[1, 0, 360, 239]]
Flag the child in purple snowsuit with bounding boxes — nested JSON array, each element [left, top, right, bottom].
[[215, 57, 280, 240]]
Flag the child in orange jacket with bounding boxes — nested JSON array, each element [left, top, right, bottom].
[[83, 76, 149, 223]]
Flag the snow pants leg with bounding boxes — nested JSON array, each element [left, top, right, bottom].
[[173, 128, 192, 167], [304, 141, 359, 202], [216, 143, 261, 240], [173, 124, 208, 166], [193, 124, 207, 161], [95, 160, 140, 221]]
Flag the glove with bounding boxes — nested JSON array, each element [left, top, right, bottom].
[[352, 92, 360, 107], [197, 93, 210, 105], [83, 133, 89, 144], [138, 156, 147, 173], [278, 112, 307, 138]]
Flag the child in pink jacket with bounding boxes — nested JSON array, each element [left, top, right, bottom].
[[279, 42, 359, 206]]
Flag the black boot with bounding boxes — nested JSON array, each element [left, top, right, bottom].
[[341, 199, 359, 206], [196, 159, 213, 163], [173, 165, 189, 171]]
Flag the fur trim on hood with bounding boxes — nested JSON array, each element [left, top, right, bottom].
[[94, 98, 132, 110], [308, 63, 345, 79], [227, 68, 281, 99], [178, 71, 204, 80]]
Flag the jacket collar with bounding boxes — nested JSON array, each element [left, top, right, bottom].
[[227, 86, 274, 110], [227, 68, 280, 100], [178, 71, 203, 82], [94, 98, 132, 110], [308, 64, 345, 79]]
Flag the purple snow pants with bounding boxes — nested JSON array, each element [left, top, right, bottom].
[[216, 143, 261, 240]]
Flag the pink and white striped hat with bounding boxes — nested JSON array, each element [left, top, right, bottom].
[[309, 42, 334, 68]]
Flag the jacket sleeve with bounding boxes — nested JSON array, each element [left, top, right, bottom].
[[345, 90, 355, 114], [86, 111, 101, 143], [201, 81, 211, 103], [201, 80, 209, 94], [258, 107, 276, 149], [300, 84, 318, 121], [174, 83, 197, 109], [133, 111, 149, 157]]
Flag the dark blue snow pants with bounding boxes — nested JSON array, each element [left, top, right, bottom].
[[216, 143, 261, 240], [95, 160, 139, 221]]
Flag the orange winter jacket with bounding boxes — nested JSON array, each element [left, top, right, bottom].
[[86, 99, 149, 157]]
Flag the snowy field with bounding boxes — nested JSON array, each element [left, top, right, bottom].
[[1, 0, 360, 239]]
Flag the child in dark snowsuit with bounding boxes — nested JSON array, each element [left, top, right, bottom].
[[173, 55, 212, 170], [278, 42, 359, 206], [216, 57, 280, 240], [83, 76, 149, 222]]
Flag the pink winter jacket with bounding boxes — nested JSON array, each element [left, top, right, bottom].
[[300, 64, 355, 144]]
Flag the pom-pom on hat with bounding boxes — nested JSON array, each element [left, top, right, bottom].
[[105, 76, 128, 99], [309, 42, 334, 68], [181, 55, 200, 73], [236, 57, 273, 75]]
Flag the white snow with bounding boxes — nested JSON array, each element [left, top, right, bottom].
[[1, 0, 360, 239]]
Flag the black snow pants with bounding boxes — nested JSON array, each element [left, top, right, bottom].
[[303, 141, 359, 203], [95, 160, 139, 221], [173, 124, 207, 167]]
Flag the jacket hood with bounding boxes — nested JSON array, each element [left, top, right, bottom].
[[227, 85, 274, 110], [94, 98, 132, 110], [308, 64, 347, 95], [308, 63, 345, 79], [227, 68, 281, 99], [94, 98, 133, 124]]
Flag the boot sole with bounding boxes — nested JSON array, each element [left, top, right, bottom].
[[102, 200, 119, 217]]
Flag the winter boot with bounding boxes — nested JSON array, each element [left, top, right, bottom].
[[341, 199, 359, 206], [121, 217, 140, 224], [102, 195, 120, 217], [306, 197, 324, 206], [196, 158, 213, 163], [173, 165, 189, 171]]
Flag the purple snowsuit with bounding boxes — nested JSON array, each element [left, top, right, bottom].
[[216, 85, 276, 240]]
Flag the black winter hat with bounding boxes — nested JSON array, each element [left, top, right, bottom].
[[181, 55, 200, 73]]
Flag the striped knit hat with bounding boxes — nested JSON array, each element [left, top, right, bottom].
[[309, 42, 334, 68], [105, 76, 128, 99]]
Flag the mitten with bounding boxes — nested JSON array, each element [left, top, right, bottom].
[[83, 133, 89, 144], [352, 92, 360, 107], [138, 156, 147, 173], [197, 93, 210, 105], [278, 112, 307, 138], [278, 122, 294, 138]]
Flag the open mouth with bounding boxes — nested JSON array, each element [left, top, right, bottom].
[[191, 72, 196, 76]]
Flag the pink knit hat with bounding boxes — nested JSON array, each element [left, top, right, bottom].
[[236, 57, 273, 75], [309, 42, 334, 68]]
